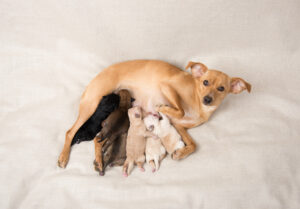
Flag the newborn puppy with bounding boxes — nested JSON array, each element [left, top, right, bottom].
[[71, 93, 120, 145], [123, 106, 154, 177], [144, 112, 185, 156], [103, 133, 127, 167], [145, 135, 166, 172], [94, 90, 132, 175]]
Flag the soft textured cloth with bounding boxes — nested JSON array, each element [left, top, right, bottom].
[[0, 0, 299, 209]]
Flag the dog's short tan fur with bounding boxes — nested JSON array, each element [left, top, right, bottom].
[[58, 60, 251, 168]]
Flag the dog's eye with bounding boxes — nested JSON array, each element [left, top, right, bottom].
[[203, 80, 209, 86], [217, 86, 225, 92]]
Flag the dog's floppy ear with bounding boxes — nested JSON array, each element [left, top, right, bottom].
[[230, 77, 251, 94], [185, 61, 208, 78]]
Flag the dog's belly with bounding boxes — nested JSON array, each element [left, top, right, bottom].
[[117, 81, 169, 113]]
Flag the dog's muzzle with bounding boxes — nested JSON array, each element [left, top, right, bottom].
[[203, 96, 213, 105]]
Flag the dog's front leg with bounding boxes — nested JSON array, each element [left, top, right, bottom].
[[172, 124, 196, 160], [157, 84, 184, 119]]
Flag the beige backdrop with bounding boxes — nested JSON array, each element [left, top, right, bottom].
[[0, 0, 300, 209]]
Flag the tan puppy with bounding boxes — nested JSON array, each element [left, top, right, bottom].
[[58, 60, 251, 168], [123, 106, 154, 176], [144, 113, 184, 155]]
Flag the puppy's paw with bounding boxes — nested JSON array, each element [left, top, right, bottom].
[[57, 154, 69, 168], [93, 160, 99, 171], [93, 160, 104, 174]]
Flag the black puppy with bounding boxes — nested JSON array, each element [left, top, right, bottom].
[[71, 93, 120, 145]]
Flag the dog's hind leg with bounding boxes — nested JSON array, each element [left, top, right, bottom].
[[93, 137, 107, 175], [171, 124, 196, 160], [58, 70, 120, 168], [58, 98, 99, 168]]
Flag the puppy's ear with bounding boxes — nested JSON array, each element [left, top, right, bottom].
[[230, 77, 251, 94], [185, 61, 208, 78], [101, 121, 107, 127], [148, 125, 154, 131]]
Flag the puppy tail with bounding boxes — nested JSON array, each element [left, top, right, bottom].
[[149, 160, 156, 172], [154, 157, 159, 171], [123, 158, 134, 176], [127, 161, 134, 175], [123, 159, 129, 177]]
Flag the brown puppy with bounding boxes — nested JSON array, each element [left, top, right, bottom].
[[93, 90, 132, 175], [96, 133, 127, 176], [123, 106, 154, 176], [58, 60, 251, 168]]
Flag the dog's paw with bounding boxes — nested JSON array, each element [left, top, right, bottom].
[[155, 104, 165, 112], [171, 148, 185, 160], [156, 104, 170, 114], [57, 154, 69, 168]]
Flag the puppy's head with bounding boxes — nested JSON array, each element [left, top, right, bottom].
[[186, 61, 251, 109], [118, 89, 134, 109], [128, 106, 142, 123], [144, 114, 159, 131]]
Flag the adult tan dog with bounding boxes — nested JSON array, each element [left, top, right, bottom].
[[58, 60, 251, 168]]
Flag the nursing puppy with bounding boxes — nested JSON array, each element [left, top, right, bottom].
[[58, 60, 251, 168], [144, 113, 184, 156], [123, 106, 154, 176], [145, 135, 166, 172], [96, 133, 128, 176], [71, 93, 120, 145], [93, 90, 132, 175]]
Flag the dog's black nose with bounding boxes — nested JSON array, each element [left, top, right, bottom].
[[203, 96, 213, 105]]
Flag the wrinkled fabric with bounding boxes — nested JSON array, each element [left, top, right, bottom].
[[0, 0, 299, 209]]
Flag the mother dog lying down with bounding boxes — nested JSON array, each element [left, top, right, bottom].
[[58, 60, 251, 168]]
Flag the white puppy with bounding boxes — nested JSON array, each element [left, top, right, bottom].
[[144, 113, 185, 156], [145, 136, 166, 172]]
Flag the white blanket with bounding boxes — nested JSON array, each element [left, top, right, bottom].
[[1, 0, 299, 208]]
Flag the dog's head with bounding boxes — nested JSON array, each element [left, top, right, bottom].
[[186, 61, 251, 109]]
